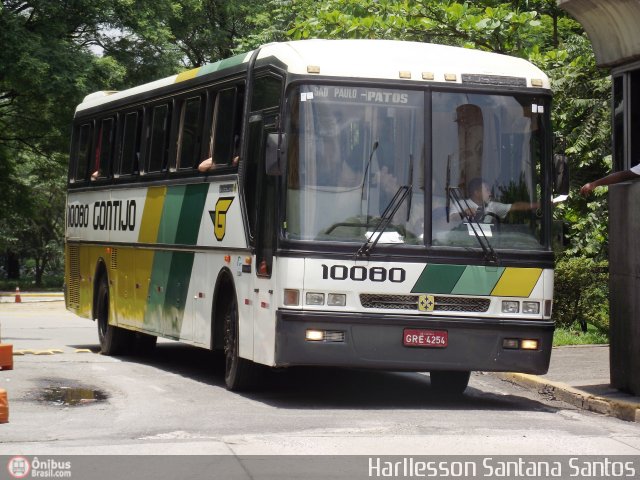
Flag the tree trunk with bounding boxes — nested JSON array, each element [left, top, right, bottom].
[[5, 250, 20, 280], [34, 256, 45, 287]]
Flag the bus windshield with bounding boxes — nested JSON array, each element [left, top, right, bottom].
[[432, 91, 547, 251], [284, 84, 548, 251], [285, 85, 425, 245]]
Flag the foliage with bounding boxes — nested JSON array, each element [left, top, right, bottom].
[[0, 0, 120, 285], [534, 33, 612, 260], [553, 256, 609, 333], [244, 0, 554, 56]]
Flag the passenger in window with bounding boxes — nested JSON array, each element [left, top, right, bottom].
[[197, 155, 239, 172], [91, 170, 100, 181], [198, 136, 240, 172]]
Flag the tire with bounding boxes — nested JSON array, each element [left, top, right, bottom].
[[96, 275, 133, 355], [429, 370, 471, 395], [223, 293, 261, 391]]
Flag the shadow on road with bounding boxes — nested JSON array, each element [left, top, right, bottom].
[[70, 342, 558, 414]]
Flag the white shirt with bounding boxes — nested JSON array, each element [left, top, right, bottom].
[[455, 198, 512, 221], [630, 163, 640, 175]]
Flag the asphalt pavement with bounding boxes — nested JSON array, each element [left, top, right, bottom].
[[2, 292, 639, 424]]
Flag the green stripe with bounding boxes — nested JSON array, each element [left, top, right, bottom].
[[197, 52, 249, 77], [163, 251, 195, 339], [142, 184, 207, 338], [411, 264, 466, 294], [451, 266, 505, 295], [175, 184, 209, 245], [157, 186, 186, 244], [145, 251, 172, 332]]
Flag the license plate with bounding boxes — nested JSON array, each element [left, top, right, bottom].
[[403, 329, 448, 348]]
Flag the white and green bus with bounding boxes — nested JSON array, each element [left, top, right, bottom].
[[65, 39, 565, 393]]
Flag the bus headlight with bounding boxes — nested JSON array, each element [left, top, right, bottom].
[[502, 301, 519, 313], [306, 292, 325, 306], [327, 293, 346, 307], [522, 301, 540, 314]]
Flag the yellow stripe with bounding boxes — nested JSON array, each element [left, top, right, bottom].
[[491, 268, 542, 297], [175, 67, 200, 83], [138, 186, 167, 244]]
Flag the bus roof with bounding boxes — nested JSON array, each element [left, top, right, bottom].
[[77, 39, 550, 112]]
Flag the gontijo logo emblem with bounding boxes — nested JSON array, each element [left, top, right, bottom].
[[7, 456, 30, 479], [209, 197, 234, 241]]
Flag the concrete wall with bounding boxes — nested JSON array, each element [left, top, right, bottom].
[[608, 183, 640, 395], [558, 0, 640, 68]]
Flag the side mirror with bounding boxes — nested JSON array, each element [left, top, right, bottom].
[[553, 153, 570, 196], [265, 133, 286, 176]]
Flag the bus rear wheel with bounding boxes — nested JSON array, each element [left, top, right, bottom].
[[96, 275, 132, 355], [223, 295, 260, 391], [429, 370, 470, 395]]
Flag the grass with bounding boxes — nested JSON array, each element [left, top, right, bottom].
[[553, 323, 609, 347], [0, 275, 63, 292]]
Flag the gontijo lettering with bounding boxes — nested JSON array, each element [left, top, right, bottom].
[[67, 200, 136, 231]]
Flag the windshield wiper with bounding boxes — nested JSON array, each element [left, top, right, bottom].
[[357, 185, 412, 257], [447, 186, 499, 265]]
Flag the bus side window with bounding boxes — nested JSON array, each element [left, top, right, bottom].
[[118, 111, 142, 176], [146, 103, 171, 173], [177, 95, 204, 170], [210, 87, 243, 167], [74, 122, 93, 182], [252, 75, 282, 111], [92, 117, 115, 181]]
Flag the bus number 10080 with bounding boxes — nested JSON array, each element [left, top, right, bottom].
[[321, 264, 406, 283]]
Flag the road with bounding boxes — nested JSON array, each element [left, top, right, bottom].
[[1, 302, 639, 456]]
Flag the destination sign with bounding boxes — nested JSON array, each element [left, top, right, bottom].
[[301, 86, 418, 105]]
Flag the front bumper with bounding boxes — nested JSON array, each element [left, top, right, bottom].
[[275, 310, 553, 374]]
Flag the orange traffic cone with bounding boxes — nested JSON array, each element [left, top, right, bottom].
[[14, 287, 21, 303], [0, 389, 8, 423], [0, 344, 13, 370]]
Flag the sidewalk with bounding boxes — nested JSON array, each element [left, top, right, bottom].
[[498, 344, 640, 423]]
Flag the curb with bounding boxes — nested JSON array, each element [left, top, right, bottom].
[[497, 372, 640, 423]]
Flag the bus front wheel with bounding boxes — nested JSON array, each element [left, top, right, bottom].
[[96, 275, 132, 355], [223, 295, 260, 391], [429, 370, 470, 395]]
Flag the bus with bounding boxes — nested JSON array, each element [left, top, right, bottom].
[[65, 39, 566, 394]]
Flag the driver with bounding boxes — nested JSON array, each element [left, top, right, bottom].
[[459, 177, 537, 222]]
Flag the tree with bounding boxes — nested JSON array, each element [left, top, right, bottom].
[[0, 1, 124, 284], [0, 1, 264, 284]]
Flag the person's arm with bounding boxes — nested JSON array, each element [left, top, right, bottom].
[[198, 157, 215, 173], [510, 201, 539, 212], [580, 170, 639, 196]]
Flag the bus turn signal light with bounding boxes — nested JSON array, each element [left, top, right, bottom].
[[502, 338, 539, 350], [284, 289, 300, 306]]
